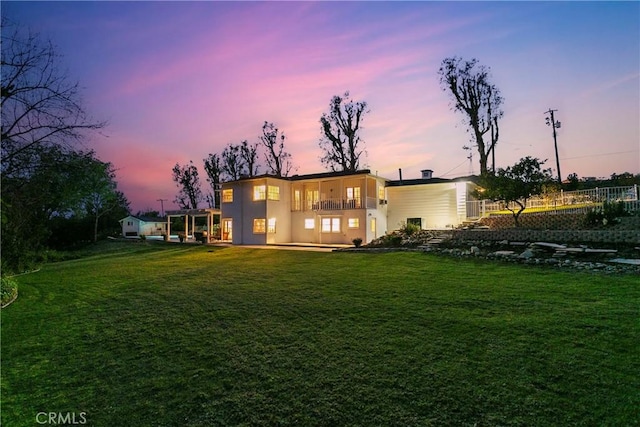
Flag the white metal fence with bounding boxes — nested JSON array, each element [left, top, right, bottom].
[[467, 185, 639, 219]]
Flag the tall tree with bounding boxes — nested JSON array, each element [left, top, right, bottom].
[[172, 161, 202, 209], [1, 18, 105, 178], [260, 121, 295, 177], [240, 140, 260, 177], [318, 91, 369, 172], [203, 152, 222, 208], [79, 160, 127, 242], [1, 18, 110, 271], [478, 156, 554, 227], [221, 143, 245, 181], [438, 57, 503, 176]]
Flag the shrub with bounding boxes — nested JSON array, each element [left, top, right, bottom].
[[584, 201, 629, 227], [399, 221, 421, 236], [1, 276, 18, 307], [352, 237, 363, 248]]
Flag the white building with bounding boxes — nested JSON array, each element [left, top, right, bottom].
[[220, 169, 478, 245]]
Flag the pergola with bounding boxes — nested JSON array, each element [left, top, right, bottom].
[[166, 208, 221, 243]]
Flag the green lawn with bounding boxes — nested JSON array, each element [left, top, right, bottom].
[[2, 242, 638, 426]]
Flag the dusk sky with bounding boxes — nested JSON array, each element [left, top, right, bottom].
[[4, 1, 639, 213]]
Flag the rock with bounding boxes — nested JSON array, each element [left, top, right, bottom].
[[518, 249, 535, 259], [470, 246, 481, 256]]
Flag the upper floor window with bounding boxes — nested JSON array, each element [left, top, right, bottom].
[[222, 189, 233, 203], [268, 185, 280, 201], [253, 185, 266, 201]]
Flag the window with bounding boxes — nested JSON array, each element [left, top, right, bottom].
[[348, 218, 359, 228], [267, 218, 276, 233], [253, 185, 266, 201], [346, 186, 361, 208], [222, 189, 233, 203], [253, 218, 266, 233], [306, 190, 319, 210], [268, 185, 280, 201], [407, 218, 422, 228], [304, 218, 315, 229], [321, 217, 341, 233], [293, 190, 301, 211], [378, 186, 385, 200]]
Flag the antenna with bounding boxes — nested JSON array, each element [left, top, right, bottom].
[[157, 198, 168, 217]]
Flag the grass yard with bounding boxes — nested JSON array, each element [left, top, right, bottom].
[[2, 242, 638, 426]]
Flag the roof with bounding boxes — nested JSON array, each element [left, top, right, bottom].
[[119, 215, 166, 223], [386, 175, 480, 187], [226, 169, 381, 183]]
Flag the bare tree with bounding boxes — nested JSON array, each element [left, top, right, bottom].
[[319, 91, 369, 172], [1, 18, 105, 178], [438, 57, 503, 176], [221, 143, 245, 181], [240, 140, 260, 177], [260, 121, 295, 177], [203, 153, 222, 208], [172, 161, 202, 209]]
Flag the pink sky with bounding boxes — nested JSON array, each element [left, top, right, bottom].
[[5, 1, 639, 213]]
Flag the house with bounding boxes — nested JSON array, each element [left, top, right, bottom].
[[119, 215, 167, 238], [220, 170, 389, 245], [220, 169, 478, 245]]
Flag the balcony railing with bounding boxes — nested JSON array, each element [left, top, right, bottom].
[[293, 197, 380, 211]]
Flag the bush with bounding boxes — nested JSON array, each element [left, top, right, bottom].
[[352, 238, 363, 247], [399, 221, 421, 236], [584, 201, 629, 227], [1, 276, 18, 307]]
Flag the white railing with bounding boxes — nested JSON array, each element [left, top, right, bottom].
[[467, 185, 639, 218]]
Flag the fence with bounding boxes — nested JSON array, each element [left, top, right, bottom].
[[467, 185, 639, 219]]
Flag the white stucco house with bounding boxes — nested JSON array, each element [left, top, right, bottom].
[[219, 169, 478, 245], [119, 215, 167, 238]]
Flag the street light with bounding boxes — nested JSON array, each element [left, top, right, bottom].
[[544, 108, 562, 184]]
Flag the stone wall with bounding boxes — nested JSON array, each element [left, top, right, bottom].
[[453, 229, 640, 244]]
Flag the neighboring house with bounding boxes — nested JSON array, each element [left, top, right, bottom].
[[220, 170, 389, 245], [119, 216, 167, 238]]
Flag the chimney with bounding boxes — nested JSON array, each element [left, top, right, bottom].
[[421, 169, 433, 179], [398, 168, 403, 183]]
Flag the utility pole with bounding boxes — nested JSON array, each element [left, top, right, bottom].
[[544, 109, 562, 184], [157, 198, 167, 217]]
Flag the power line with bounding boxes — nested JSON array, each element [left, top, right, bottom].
[[560, 150, 639, 161]]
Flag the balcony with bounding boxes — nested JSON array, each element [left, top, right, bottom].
[[293, 197, 379, 212]]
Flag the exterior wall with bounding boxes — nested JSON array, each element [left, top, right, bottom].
[[221, 177, 291, 245], [120, 216, 139, 236], [386, 182, 470, 230], [265, 178, 291, 244]]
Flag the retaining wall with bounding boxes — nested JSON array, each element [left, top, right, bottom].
[[452, 229, 640, 244]]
